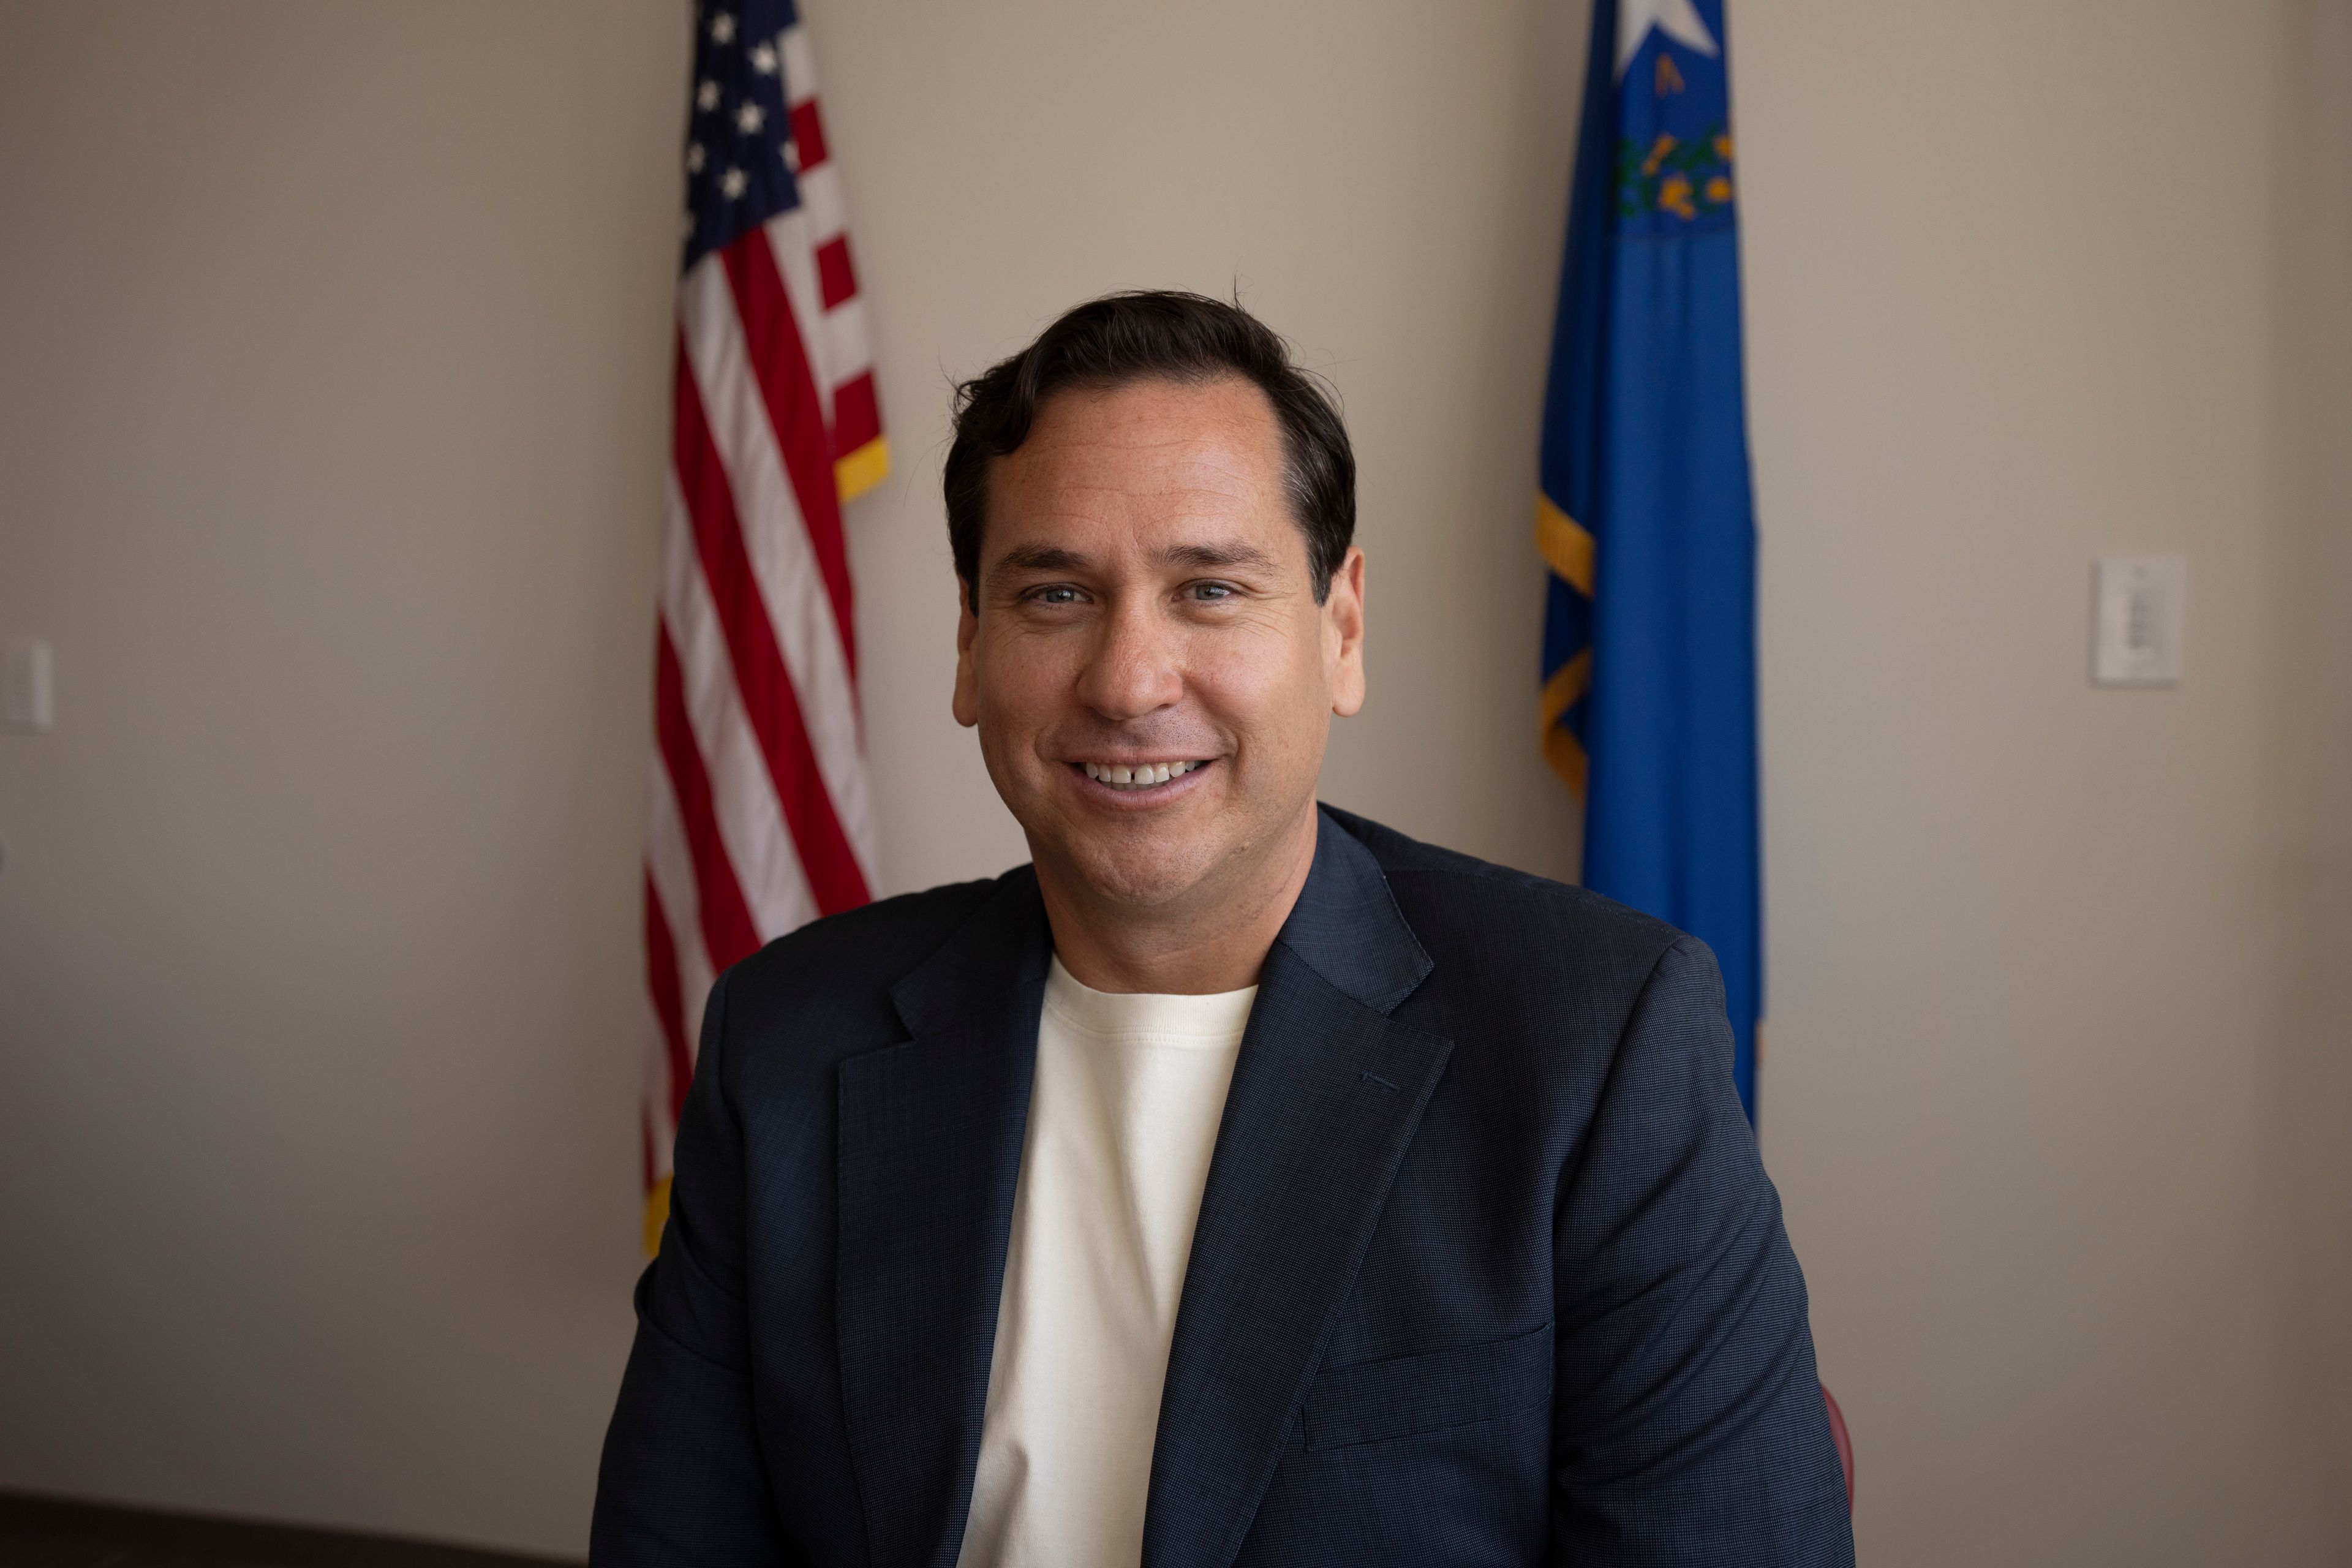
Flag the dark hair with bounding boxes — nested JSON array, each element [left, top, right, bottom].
[[943, 290, 1355, 609]]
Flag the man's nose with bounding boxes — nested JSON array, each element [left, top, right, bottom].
[[1077, 598, 1183, 722]]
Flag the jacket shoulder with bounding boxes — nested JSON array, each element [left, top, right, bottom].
[[1321, 807, 1699, 1027], [717, 872, 1012, 1030], [1328, 807, 1682, 948]]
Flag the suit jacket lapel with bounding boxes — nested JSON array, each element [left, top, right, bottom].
[[836, 870, 1051, 1568], [1140, 812, 1453, 1568]]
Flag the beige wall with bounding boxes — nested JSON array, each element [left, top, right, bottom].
[[2278, 0, 2352, 1518], [0, 3, 684, 1552], [0, 1, 2343, 1562], [1736, 2, 2348, 1559]]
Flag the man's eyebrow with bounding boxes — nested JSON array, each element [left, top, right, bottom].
[[990, 544, 1093, 576], [988, 541, 1281, 576], [1161, 541, 1280, 573]]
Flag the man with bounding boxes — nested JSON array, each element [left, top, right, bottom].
[[593, 292, 1853, 1566]]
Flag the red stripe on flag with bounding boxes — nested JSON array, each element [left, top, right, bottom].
[[829, 371, 881, 461], [790, 102, 828, 172], [719, 228, 856, 674], [643, 871, 694, 1125], [673, 335, 871, 914], [815, 236, 857, 311], [652, 622, 763, 968]]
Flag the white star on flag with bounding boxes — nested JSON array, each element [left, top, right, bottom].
[[696, 79, 720, 111], [1615, 0, 1717, 78], [709, 12, 736, 44], [736, 102, 765, 134], [720, 166, 746, 199], [685, 142, 705, 173], [750, 42, 777, 75]]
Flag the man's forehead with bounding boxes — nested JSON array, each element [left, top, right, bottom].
[[984, 377, 1295, 560], [1000, 378, 1282, 488], [1035, 371, 1279, 435]]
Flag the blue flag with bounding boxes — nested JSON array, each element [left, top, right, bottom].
[[1539, 0, 1761, 1120]]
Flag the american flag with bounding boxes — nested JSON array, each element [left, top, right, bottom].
[[642, 0, 884, 1251]]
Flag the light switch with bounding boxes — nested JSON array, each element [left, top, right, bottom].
[[4, 638, 55, 732], [2093, 558, 2183, 687]]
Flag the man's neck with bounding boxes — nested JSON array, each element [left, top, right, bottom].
[[1036, 807, 1321, 995]]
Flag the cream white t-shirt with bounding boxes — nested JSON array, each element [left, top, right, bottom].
[[953, 955, 1257, 1568]]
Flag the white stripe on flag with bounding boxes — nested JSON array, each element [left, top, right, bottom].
[[796, 162, 848, 247], [660, 475, 823, 939], [819, 295, 873, 401], [677, 258, 880, 886], [780, 26, 818, 110], [763, 210, 835, 424], [644, 752, 718, 1060]]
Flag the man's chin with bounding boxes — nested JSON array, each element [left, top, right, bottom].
[[1058, 842, 1219, 911], [1008, 771, 1311, 916], [1020, 811, 1234, 912]]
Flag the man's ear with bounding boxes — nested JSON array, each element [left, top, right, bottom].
[[1325, 546, 1366, 718], [952, 579, 981, 728]]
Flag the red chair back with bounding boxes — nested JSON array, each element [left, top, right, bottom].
[[1822, 1384, 1854, 1509]]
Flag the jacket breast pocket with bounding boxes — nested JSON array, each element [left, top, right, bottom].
[[1301, 1322, 1553, 1452]]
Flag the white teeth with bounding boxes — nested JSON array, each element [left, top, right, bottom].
[[1080, 760, 1202, 791]]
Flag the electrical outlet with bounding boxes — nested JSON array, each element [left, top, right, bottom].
[[2093, 559, 2183, 687], [4, 638, 55, 732]]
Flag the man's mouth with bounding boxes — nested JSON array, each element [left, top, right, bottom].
[[1076, 759, 1209, 794]]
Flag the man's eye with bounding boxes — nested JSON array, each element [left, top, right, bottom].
[[1189, 582, 1235, 601], [1035, 586, 1082, 605]]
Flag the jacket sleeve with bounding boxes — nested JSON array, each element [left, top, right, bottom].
[[591, 968, 793, 1567], [1549, 938, 1854, 1566]]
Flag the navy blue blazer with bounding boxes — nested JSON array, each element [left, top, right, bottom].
[[594, 808, 1854, 1567]]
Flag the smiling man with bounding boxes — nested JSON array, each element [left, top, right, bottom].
[[592, 293, 1854, 1567]]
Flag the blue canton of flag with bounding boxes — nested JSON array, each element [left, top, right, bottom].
[[1538, 0, 1762, 1120], [684, 0, 805, 270]]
